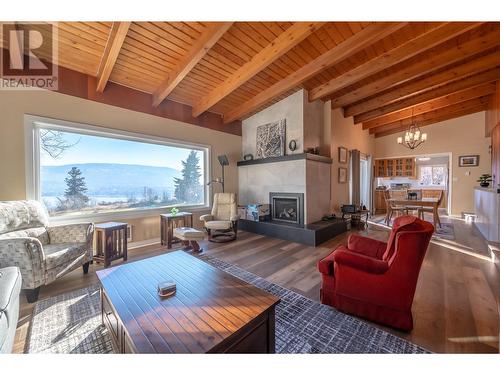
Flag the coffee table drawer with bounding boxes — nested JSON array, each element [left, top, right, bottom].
[[102, 291, 119, 344]]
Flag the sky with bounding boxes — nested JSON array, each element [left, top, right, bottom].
[[40, 130, 202, 171]]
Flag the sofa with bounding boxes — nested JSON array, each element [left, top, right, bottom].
[[318, 216, 434, 331], [0, 200, 94, 302], [0, 267, 21, 353]]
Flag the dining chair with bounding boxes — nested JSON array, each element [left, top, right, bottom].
[[406, 189, 423, 215], [418, 190, 443, 228], [384, 190, 408, 225]]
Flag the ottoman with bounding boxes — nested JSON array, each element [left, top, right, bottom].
[[173, 227, 205, 253]]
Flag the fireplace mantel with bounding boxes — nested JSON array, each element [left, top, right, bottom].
[[237, 153, 332, 167]]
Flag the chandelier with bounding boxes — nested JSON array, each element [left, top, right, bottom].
[[397, 111, 427, 149]]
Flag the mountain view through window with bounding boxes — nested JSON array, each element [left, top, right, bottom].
[[39, 128, 206, 217]]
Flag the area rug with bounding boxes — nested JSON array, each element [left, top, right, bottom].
[[369, 217, 455, 240], [26, 254, 429, 354]]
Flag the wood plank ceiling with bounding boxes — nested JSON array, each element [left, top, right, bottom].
[[2, 22, 499, 136]]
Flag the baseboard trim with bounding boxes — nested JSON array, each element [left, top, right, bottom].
[[128, 237, 161, 249]]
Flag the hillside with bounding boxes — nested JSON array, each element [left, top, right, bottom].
[[41, 163, 181, 197]]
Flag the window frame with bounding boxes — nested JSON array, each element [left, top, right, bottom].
[[24, 114, 211, 224], [418, 164, 448, 187]]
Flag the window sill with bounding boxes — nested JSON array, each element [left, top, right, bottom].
[[48, 204, 210, 225]]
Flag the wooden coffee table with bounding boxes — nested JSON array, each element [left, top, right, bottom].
[[96, 251, 280, 353]]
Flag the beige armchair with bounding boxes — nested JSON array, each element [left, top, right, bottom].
[[0, 200, 94, 302], [200, 193, 239, 242]]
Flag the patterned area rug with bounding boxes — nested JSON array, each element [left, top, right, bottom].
[[26, 286, 113, 353], [369, 217, 455, 240], [26, 254, 429, 354]]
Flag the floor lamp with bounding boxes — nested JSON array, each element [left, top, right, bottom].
[[207, 155, 229, 193]]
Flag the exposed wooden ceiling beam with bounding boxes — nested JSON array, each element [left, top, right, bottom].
[[221, 22, 407, 124], [362, 83, 496, 130], [330, 26, 500, 109], [374, 103, 488, 138], [152, 22, 233, 107], [96, 22, 131, 93], [192, 22, 325, 117], [344, 50, 500, 118], [309, 22, 482, 102], [369, 96, 490, 135], [354, 67, 500, 123]]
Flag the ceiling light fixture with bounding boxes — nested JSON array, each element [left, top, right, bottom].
[[397, 109, 427, 150]]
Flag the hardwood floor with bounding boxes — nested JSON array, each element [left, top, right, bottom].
[[13, 218, 500, 354]]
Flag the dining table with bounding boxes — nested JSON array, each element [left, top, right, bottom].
[[386, 197, 441, 228]]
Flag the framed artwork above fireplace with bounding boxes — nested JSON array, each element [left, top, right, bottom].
[[256, 119, 286, 159]]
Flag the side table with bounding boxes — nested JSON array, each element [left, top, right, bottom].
[[160, 212, 193, 248], [94, 222, 128, 268]]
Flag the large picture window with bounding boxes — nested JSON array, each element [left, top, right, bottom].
[[26, 116, 210, 220]]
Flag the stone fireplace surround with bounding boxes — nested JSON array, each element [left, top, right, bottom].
[[238, 153, 332, 224], [236, 89, 343, 245]]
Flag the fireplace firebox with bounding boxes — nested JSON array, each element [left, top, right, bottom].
[[270, 192, 304, 227]]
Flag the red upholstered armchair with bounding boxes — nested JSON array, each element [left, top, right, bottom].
[[318, 216, 434, 331]]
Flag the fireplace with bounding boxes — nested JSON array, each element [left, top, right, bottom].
[[270, 192, 304, 227]]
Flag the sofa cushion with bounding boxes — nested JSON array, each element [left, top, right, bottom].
[[205, 221, 232, 230], [0, 227, 50, 245], [44, 243, 87, 270], [0, 267, 22, 354], [0, 267, 21, 312], [0, 200, 49, 235], [173, 227, 205, 240]]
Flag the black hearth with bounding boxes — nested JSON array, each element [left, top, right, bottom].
[[270, 192, 304, 227]]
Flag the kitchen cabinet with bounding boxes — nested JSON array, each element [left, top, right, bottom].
[[375, 190, 387, 213], [374, 158, 416, 178]]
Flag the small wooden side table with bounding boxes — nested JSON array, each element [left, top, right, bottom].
[[160, 212, 193, 248], [94, 222, 128, 268]]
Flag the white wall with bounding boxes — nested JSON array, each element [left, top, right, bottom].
[[329, 105, 376, 212], [241, 89, 324, 158]]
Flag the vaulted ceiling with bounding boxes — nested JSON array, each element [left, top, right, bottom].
[[2, 22, 499, 136]]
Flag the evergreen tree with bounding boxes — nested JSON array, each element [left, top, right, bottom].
[[174, 151, 203, 204], [63, 166, 89, 208]]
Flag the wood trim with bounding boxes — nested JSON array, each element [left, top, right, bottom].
[[222, 22, 407, 124], [0, 49, 241, 136], [331, 26, 500, 109], [152, 22, 233, 107], [192, 22, 325, 117], [485, 80, 500, 136], [362, 83, 496, 129], [370, 97, 490, 136], [344, 51, 500, 118], [354, 68, 500, 123], [96, 22, 131, 93], [308, 22, 482, 102]]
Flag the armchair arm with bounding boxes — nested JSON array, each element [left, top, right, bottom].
[[347, 234, 387, 259], [199, 214, 213, 222], [48, 222, 94, 244], [230, 214, 240, 222], [0, 237, 45, 289], [333, 249, 389, 274], [318, 249, 337, 276]]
